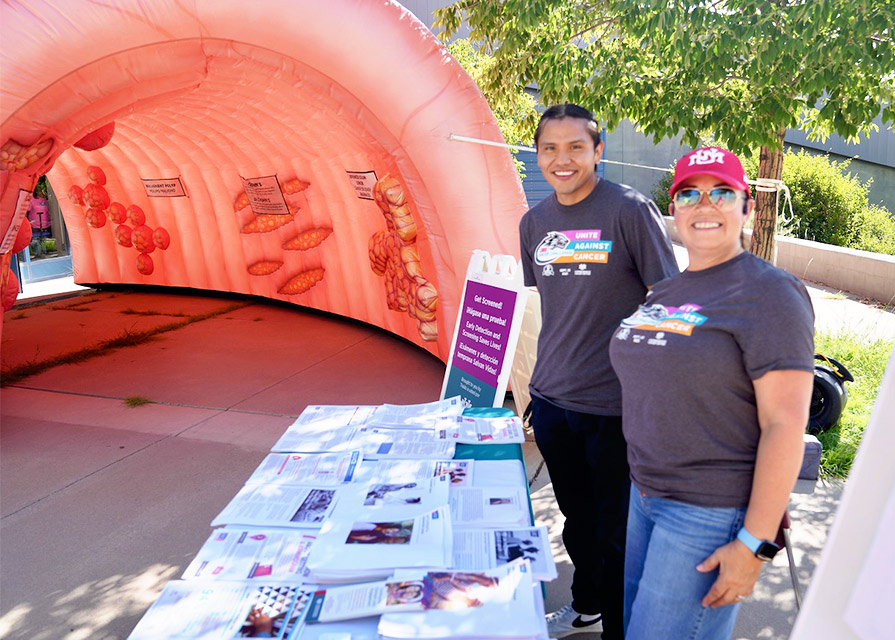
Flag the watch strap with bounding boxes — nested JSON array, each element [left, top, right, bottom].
[[736, 526, 764, 554], [737, 526, 779, 560]]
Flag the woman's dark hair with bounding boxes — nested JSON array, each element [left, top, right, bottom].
[[534, 104, 601, 149]]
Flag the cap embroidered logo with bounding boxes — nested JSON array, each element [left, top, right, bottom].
[[688, 148, 727, 166]]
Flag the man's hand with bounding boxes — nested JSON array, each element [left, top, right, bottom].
[[697, 540, 763, 608]]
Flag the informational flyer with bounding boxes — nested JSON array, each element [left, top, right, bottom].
[[127, 580, 313, 640], [451, 526, 557, 582], [441, 251, 528, 408], [305, 578, 426, 623], [307, 507, 452, 583], [368, 459, 474, 487], [369, 397, 465, 428], [210, 484, 342, 529], [378, 560, 541, 640], [182, 527, 316, 582], [244, 451, 361, 487], [437, 415, 525, 444], [449, 487, 531, 528], [331, 475, 451, 521]]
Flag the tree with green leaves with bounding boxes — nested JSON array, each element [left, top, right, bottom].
[[435, 0, 894, 262], [446, 38, 537, 175]]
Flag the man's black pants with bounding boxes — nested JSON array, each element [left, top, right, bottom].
[[530, 395, 630, 640]]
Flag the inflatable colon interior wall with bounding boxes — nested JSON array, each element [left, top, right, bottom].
[[0, 0, 527, 360]]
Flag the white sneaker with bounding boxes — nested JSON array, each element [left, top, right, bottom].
[[546, 603, 603, 638]]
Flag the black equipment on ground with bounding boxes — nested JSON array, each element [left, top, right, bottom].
[[808, 354, 854, 434]]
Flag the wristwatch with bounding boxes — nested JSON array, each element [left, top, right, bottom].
[[737, 526, 780, 561]]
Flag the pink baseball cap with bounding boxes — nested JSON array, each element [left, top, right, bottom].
[[669, 147, 750, 196]]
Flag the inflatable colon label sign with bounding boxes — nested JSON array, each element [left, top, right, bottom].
[[441, 251, 528, 408], [141, 177, 186, 198]]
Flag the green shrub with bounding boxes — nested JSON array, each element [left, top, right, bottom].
[[650, 168, 675, 215], [848, 204, 895, 256], [742, 149, 874, 246]]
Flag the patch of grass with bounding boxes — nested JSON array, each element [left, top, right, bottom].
[[124, 396, 153, 407], [51, 298, 96, 311], [120, 308, 191, 317], [814, 331, 894, 478], [1, 301, 250, 387]]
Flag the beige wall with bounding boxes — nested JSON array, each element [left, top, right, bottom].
[[663, 217, 895, 305]]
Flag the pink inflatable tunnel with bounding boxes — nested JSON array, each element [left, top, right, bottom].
[[0, 0, 527, 359]]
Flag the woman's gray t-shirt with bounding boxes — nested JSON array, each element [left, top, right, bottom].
[[609, 251, 815, 508]]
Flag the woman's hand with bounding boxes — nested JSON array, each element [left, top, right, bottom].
[[696, 539, 763, 608]]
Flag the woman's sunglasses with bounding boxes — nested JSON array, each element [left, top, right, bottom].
[[673, 187, 741, 208]]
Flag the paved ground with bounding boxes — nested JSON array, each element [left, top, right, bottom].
[[1, 269, 891, 639]]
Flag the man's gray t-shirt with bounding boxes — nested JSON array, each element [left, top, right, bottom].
[[519, 179, 678, 415], [608, 251, 815, 508]]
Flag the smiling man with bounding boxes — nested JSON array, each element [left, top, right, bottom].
[[519, 104, 678, 639]]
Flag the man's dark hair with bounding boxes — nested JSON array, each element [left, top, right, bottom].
[[534, 104, 601, 149]]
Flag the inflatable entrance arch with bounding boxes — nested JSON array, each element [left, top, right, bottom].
[[0, 0, 527, 359]]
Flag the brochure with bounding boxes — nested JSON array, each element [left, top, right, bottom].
[[449, 487, 531, 528], [367, 459, 474, 487], [437, 415, 525, 444], [451, 527, 557, 582], [182, 527, 316, 582], [368, 396, 465, 428], [270, 405, 377, 452], [210, 484, 342, 529], [127, 580, 314, 640], [304, 578, 427, 623], [244, 451, 361, 487], [272, 424, 456, 459], [378, 559, 543, 639], [330, 475, 451, 521], [306, 507, 452, 583]]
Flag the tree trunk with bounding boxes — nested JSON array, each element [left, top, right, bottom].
[[750, 130, 786, 263]]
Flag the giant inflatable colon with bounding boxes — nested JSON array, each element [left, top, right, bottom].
[[0, 0, 527, 359]]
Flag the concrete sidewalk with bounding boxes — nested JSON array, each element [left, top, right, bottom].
[[1, 271, 891, 639]]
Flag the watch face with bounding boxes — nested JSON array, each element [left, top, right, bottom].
[[756, 541, 779, 561]]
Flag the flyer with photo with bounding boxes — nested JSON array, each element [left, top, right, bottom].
[[127, 580, 314, 640], [304, 579, 427, 623], [451, 526, 557, 582], [210, 485, 341, 529]]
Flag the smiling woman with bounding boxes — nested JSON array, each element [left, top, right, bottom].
[[610, 148, 816, 640]]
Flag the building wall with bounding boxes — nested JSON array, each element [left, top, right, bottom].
[[400, 1, 894, 212]]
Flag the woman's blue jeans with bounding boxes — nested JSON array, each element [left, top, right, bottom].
[[624, 487, 747, 640]]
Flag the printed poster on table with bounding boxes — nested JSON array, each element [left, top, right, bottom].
[[441, 251, 528, 408]]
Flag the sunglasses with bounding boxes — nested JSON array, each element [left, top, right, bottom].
[[673, 187, 741, 208]]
